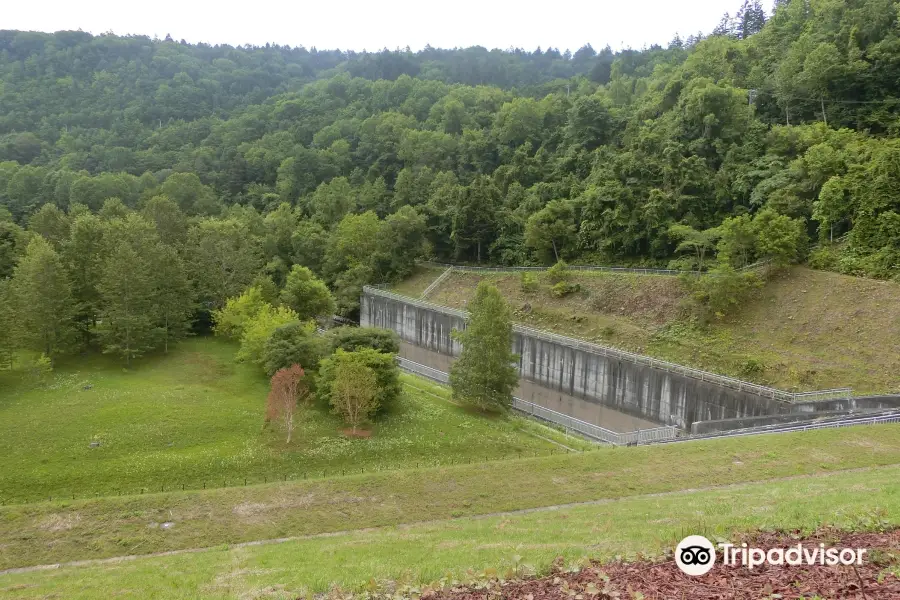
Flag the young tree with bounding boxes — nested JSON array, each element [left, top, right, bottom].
[[265, 364, 309, 443], [279, 265, 335, 321], [317, 347, 402, 412], [329, 357, 378, 433], [12, 237, 76, 361], [449, 282, 519, 412]]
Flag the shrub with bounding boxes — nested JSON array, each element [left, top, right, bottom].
[[520, 271, 539, 293], [262, 321, 328, 376], [546, 260, 570, 284], [326, 326, 400, 355], [683, 265, 761, 322], [549, 281, 581, 298], [236, 305, 300, 366], [212, 286, 268, 340], [317, 348, 401, 413]]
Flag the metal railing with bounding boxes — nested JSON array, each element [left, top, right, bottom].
[[420, 261, 685, 276], [654, 410, 900, 445], [419, 260, 773, 276], [421, 267, 454, 299], [397, 357, 678, 446], [367, 287, 851, 403]]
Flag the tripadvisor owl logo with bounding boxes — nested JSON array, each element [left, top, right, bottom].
[[675, 535, 716, 576]]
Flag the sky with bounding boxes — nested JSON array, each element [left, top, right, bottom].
[[3, 0, 775, 52]]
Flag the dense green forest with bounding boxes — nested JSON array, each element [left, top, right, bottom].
[[2, 0, 900, 364]]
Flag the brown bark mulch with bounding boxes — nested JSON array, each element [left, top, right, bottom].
[[423, 530, 900, 600]]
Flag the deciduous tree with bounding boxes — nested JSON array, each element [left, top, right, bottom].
[[265, 364, 309, 443]]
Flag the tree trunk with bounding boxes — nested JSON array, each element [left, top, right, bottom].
[[821, 96, 827, 127], [552, 239, 559, 262], [286, 413, 292, 443]]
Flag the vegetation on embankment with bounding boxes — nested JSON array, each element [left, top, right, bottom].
[[1, 423, 898, 570], [2, 463, 899, 598], [420, 266, 900, 394]]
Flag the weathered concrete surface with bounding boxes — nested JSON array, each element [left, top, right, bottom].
[[791, 395, 900, 413], [362, 292, 792, 430], [400, 342, 660, 433]]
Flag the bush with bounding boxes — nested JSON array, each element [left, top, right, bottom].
[[212, 286, 268, 340], [546, 260, 570, 284], [317, 348, 401, 413], [326, 327, 400, 355], [683, 265, 761, 321], [520, 271, 539, 293], [236, 305, 300, 366], [262, 321, 328, 377], [549, 281, 581, 298]]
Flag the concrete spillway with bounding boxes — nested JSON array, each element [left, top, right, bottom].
[[361, 288, 806, 431]]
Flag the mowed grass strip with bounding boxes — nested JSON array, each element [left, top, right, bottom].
[[1, 424, 899, 570], [0, 338, 580, 501], [2, 464, 899, 599]]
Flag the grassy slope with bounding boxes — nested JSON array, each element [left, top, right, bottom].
[[423, 267, 900, 394], [2, 464, 899, 599], [0, 338, 578, 501], [1, 424, 898, 569]]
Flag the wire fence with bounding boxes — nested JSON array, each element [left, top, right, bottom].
[[366, 286, 852, 404]]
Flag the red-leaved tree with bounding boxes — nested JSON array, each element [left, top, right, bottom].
[[265, 363, 308, 443]]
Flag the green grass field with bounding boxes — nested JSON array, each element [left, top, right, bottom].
[[0, 338, 583, 502], [2, 464, 898, 599], [2, 423, 899, 570]]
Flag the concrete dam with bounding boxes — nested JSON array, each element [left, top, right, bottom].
[[360, 287, 805, 431]]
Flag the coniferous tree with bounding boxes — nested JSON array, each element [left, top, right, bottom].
[[449, 282, 519, 412], [153, 245, 194, 353], [12, 237, 75, 361], [97, 242, 157, 364], [0, 279, 16, 369]]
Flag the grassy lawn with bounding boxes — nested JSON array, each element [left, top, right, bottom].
[[425, 266, 900, 394], [2, 464, 898, 599], [1, 424, 898, 570], [0, 337, 581, 502]]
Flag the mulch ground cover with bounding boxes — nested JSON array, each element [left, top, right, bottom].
[[424, 530, 900, 599]]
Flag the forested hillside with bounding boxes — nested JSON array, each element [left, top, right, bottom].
[[1, 0, 900, 364]]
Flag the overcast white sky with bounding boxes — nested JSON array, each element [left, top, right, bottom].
[[3, 0, 775, 52]]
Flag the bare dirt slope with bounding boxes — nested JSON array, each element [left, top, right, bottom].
[[415, 267, 900, 394]]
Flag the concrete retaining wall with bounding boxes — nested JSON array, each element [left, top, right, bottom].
[[361, 291, 794, 430]]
